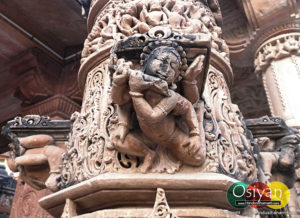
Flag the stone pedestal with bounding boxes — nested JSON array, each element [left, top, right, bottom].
[[255, 33, 300, 129], [39, 173, 241, 217]]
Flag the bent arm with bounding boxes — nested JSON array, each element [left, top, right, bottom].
[[175, 97, 200, 136], [184, 102, 200, 136], [131, 91, 178, 123], [111, 83, 131, 105], [182, 80, 199, 104]]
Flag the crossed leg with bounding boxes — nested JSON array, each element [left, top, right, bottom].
[[112, 131, 156, 173]]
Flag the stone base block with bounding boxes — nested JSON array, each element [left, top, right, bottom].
[[39, 173, 242, 217]]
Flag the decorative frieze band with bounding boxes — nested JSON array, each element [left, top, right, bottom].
[[255, 33, 300, 75]]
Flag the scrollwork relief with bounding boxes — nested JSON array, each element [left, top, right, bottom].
[[255, 33, 300, 75], [150, 188, 178, 218], [60, 60, 117, 187], [4, 0, 261, 190], [81, 0, 228, 64], [203, 69, 258, 183]]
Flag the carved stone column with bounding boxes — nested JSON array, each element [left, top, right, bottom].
[[254, 33, 300, 217], [7, 49, 82, 218], [4, 0, 262, 217], [255, 33, 300, 129]]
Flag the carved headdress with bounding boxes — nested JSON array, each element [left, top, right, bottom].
[[113, 26, 212, 92]]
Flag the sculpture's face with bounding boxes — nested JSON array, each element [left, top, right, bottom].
[[125, 3, 137, 16], [172, 4, 185, 13], [149, 1, 161, 11], [145, 48, 181, 84]]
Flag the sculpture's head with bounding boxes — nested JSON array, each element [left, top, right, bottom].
[[123, 2, 137, 16], [144, 46, 181, 84], [172, 3, 186, 14], [149, 0, 162, 12]]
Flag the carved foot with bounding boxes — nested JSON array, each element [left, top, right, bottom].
[[152, 146, 181, 174], [140, 151, 156, 173]]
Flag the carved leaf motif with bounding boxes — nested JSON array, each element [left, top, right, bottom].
[[150, 188, 178, 218], [204, 69, 257, 182]]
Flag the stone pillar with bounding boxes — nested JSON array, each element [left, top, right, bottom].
[[255, 33, 300, 129], [4, 1, 263, 217], [7, 48, 82, 218], [255, 33, 300, 217]]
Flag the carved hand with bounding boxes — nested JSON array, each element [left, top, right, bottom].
[[182, 55, 205, 81], [113, 59, 132, 85], [129, 71, 157, 92], [183, 135, 201, 155], [111, 124, 129, 144]]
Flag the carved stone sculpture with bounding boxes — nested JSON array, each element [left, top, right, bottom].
[[246, 116, 300, 185], [110, 43, 207, 173], [2, 116, 71, 192], [1, 0, 283, 217], [150, 188, 178, 218], [255, 33, 300, 129]]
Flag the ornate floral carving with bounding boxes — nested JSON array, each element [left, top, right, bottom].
[[203, 69, 258, 183], [60, 3, 258, 187], [60, 59, 118, 186], [81, 0, 229, 64], [255, 33, 300, 75], [150, 188, 178, 218], [3, 0, 261, 192]]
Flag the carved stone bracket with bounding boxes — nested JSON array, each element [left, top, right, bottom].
[[1, 115, 71, 192], [245, 116, 300, 185], [253, 33, 300, 128]]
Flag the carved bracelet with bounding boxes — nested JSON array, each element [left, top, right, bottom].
[[182, 80, 197, 85], [129, 91, 144, 97], [190, 129, 200, 136]]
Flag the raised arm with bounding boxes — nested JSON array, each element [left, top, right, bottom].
[[130, 90, 178, 123], [173, 95, 200, 136], [181, 55, 206, 104], [111, 59, 131, 105]]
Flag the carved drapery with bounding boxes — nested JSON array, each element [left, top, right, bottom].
[[255, 33, 300, 128]]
